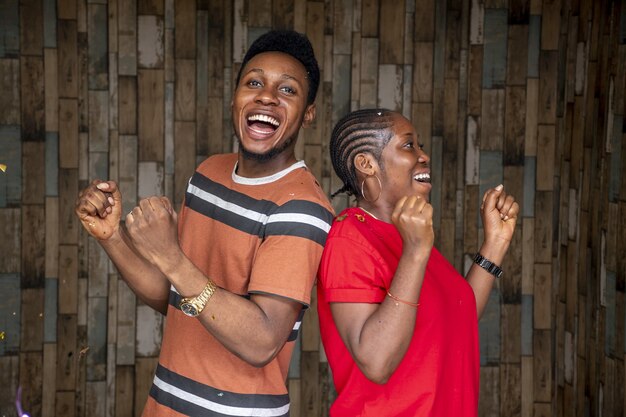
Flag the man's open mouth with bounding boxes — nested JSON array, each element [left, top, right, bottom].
[[247, 113, 280, 136]]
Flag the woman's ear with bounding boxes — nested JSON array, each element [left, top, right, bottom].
[[354, 153, 377, 177]]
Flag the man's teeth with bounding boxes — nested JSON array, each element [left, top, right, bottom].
[[247, 114, 280, 127], [413, 173, 431, 182]]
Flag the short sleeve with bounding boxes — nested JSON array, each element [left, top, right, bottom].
[[318, 235, 387, 304], [247, 234, 324, 306]]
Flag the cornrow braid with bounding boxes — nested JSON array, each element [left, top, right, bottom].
[[330, 109, 396, 198]]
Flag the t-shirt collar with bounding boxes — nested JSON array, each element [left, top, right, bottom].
[[231, 160, 307, 185]]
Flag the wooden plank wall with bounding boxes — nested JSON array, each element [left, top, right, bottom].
[[0, 0, 624, 416]]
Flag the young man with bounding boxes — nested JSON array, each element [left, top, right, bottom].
[[75, 30, 334, 416]]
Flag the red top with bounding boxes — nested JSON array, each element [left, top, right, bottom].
[[317, 207, 479, 417]]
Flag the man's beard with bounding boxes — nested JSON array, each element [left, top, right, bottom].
[[238, 133, 298, 162]]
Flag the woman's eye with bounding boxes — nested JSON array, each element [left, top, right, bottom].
[[247, 80, 262, 87], [280, 86, 296, 95], [404, 142, 414, 149]]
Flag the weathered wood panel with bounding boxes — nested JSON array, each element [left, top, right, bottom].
[[5, 2, 625, 416]]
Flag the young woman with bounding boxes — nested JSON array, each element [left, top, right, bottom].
[[318, 109, 519, 417]]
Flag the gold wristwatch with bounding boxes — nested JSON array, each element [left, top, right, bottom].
[[179, 280, 217, 317]]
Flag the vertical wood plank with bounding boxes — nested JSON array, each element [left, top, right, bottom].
[[138, 69, 164, 161], [21, 56, 45, 141], [379, 0, 404, 64]]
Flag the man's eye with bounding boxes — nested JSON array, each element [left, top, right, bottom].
[[248, 80, 262, 87], [404, 142, 414, 148], [280, 86, 296, 95]]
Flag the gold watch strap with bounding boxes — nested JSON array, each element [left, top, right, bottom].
[[188, 280, 217, 312]]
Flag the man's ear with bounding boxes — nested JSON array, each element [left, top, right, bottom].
[[302, 104, 316, 128], [354, 153, 377, 177]]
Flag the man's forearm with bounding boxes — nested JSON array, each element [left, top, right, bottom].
[[100, 229, 171, 314], [161, 253, 302, 367]]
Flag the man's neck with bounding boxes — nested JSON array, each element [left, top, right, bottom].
[[235, 152, 298, 178]]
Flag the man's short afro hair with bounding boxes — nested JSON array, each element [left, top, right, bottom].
[[235, 30, 320, 105]]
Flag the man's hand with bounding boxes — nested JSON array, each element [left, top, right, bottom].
[[75, 180, 122, 241], [125, 196, 181, 274]]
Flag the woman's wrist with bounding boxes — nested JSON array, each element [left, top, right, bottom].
[[477, 240, 509, 265]]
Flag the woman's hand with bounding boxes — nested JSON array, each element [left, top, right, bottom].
[[480, 184, 520, 246], [125, 196, 181, 274], [391, 195, 434, 255], [75, 180, 122, 241]]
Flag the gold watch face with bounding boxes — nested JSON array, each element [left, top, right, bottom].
[[180, 301, 199, 317]]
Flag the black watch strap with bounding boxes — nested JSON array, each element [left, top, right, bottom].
[[473, 253, 503, 278]]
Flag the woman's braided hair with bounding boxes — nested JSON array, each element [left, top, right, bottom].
[[330, 108, 396, 198]]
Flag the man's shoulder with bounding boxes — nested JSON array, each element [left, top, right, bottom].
[[276, 166, 333, 210]]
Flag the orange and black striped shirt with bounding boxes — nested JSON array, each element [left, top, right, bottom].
[[143, 154, 334, 417]]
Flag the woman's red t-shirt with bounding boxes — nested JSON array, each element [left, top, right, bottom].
[[318, 207, 479, 417]]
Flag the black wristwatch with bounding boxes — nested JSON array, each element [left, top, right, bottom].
[[473, 253, 503, 278]]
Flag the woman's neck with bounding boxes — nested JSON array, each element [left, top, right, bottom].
[[357, 200, 393, 223]]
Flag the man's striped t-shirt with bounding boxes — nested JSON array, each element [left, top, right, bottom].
[[142, 154, 334, 417]]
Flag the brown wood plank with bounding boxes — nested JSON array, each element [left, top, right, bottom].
[[504, 86, 526, 165], [59, 98, 79, 168], [58, 19, 78, 98], [20, 0, 44, 55], [175, 59, 196, 121], [359, 37, 378, 108], [332, 0, 352, 55], [57, 0, 77, 20], [58, 244, 78, 315], [174, 121, 196, 204], [21, 56, 45, 141], [414, 0, 435, 41], [44, 49, 59, 132], [272, 0, 294, 29], [138, 69, 164, 161], [379, 0, 404, 64], [361, 0, 379, 37], [300, 350, 319, 417], [500, 363, 522, 417], [538, 51, 558, 125], [534, 263, 552, 329], [118, 76, 137, 135], [534, 329, 553, 402], [524, 78, 538, 156], [56, 314, 77, 390], [134, 357, 158, 416], [55, 391, 76, 417], [20, 289, 44, 350], [507, 24, 528, 86], [0, 58, 20, 125], [138, 0, 164, 15], [479, 366, 500, 416], [21, 204, 45, 288], [413, 42, 433, 103], [175, 0, 196, 59], [248, 0, 271, 27], [536, 124, 555, 190], [19, 352, 43, 417], [42, 343, 57, 417], [480, 88, 505, 151], [115, 365, 135, 417], [59, 168, 79, 245], [118, 0, 137, 76], [541, 0, 561, 50]]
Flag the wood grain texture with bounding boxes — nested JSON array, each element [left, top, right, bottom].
[[5, 2, 625, 416]]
